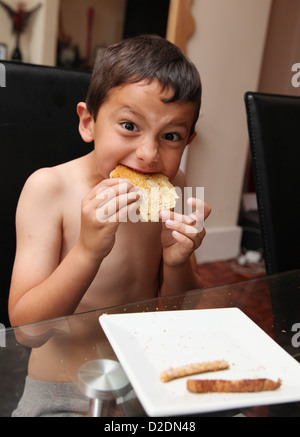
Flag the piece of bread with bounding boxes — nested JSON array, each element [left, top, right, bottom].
[[160, 360, 230, 383], [110, 165, 178, 222], [187, 378, 282, 393]]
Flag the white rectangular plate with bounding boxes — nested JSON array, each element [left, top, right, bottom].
[[100, 308, 300, 416]]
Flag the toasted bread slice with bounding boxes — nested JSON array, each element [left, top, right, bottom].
[[187, 378, 282, 393], [110, 165, 178, 222]]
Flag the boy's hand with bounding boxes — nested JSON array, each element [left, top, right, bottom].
[[160, 198, 211, 267], [78, 179, 140, 261]]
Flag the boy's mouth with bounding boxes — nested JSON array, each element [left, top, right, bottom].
[[119, 164, 158, 175]]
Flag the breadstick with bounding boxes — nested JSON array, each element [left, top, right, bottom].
[[160, 360, 229, 383], [187, 378, 282, 393]]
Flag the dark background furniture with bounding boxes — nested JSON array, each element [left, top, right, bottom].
[[245, 91, 300, 275], [0, 61, 92, 327], [123, 0, 170, 39]]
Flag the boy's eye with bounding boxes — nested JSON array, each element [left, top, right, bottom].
[[163, 132, 181, 142], [121, 122, 138, 132]]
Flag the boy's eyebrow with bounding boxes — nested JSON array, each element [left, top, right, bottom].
[[118, 106, 144, 120], [119, 106, 190, 131]]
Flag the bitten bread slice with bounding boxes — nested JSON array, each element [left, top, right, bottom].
[[110, 164, 178, 222]]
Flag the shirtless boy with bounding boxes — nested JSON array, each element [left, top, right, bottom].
[[9, 35, 210, 327]]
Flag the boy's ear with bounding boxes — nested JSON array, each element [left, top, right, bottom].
[[77, 102, 94, 143], [187, 132, 197, 145]]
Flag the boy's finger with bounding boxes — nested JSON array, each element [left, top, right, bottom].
[[86, 179, 136, 201], [96, 191, 141, 223], [113, 199, 142, 223], [172, 227, 206, 250], [165, 219, 200, 235], [187, 198, 211, 220], [96, 182, 139, 205], [160, 210, 197, 225]]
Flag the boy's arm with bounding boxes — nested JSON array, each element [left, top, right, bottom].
[[159, 172, 210, 296], [160, 253, 204, 296], [9, 169, 139, 326], [8, 169, 99, 326]]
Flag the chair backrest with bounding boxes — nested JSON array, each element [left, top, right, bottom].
[[244, 91, 300, 275], [0, 62, 92, 327]]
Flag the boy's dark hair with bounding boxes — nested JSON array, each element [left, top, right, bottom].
[[86, 35, 202, 135]]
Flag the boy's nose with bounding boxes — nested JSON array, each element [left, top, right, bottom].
[[135, 140, 159, 165]]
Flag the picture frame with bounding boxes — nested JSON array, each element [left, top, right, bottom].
[[0, 43, 7, 60]]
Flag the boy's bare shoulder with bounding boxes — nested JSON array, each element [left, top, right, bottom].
[[19, 159, 81, 210], [22, 165, 66, 197], [23, 156, 84, 194]]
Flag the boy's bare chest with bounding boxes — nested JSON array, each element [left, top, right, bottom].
[[80, 222, 163, 309], [60, 193, 162, 260], [60, 192, 163, 308]]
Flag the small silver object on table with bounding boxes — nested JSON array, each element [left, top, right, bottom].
[[78, 359, 131, 417]]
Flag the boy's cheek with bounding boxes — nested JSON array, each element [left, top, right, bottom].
[[166, 156, 185, 180]]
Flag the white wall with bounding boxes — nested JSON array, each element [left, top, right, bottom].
[[59, 0, 127, 66], [186, 0, 272, 262], [259, 0, 300, 97]]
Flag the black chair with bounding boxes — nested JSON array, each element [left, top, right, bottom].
[[0, 62, 92, 327], [244, 91, 300, 275]]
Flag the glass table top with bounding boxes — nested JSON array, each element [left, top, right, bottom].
[[1, 269, 300, 417]]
